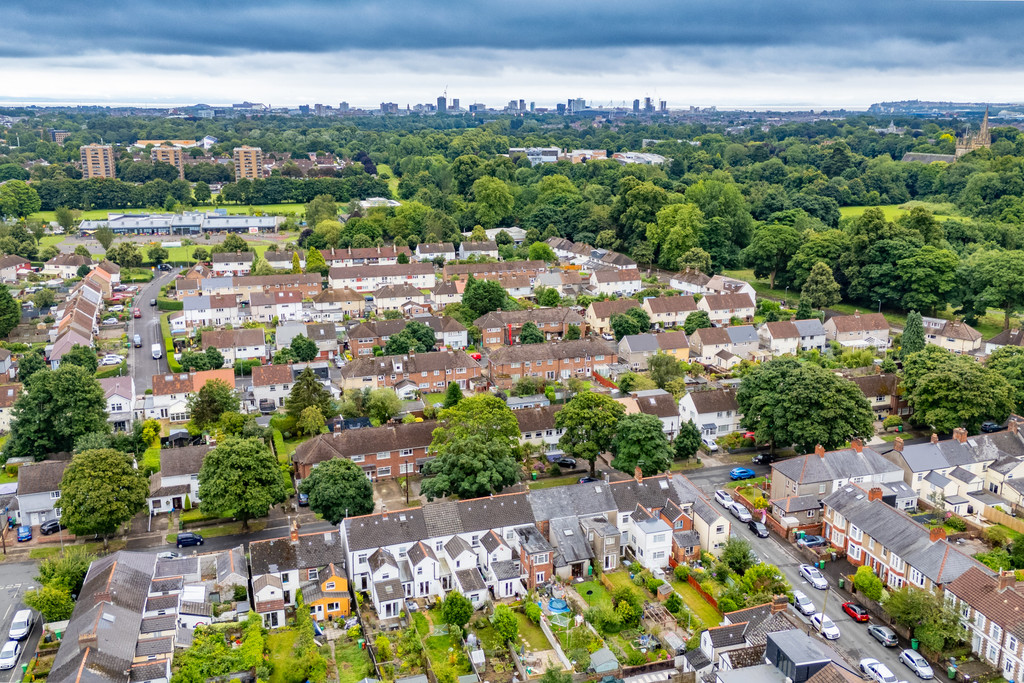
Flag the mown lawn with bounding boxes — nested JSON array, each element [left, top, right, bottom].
[[528, 474, 584, 490], [335, 637, 374, 683], [165, 520, 266, 543], [838, 202, 958, 222], [513, 612, 551, 651], [424, 634, 472, 675], [29, 539, 127, 559], [576, 580, 613, 610], [267, 628, 300, 683], [671, 580, 723, 626]]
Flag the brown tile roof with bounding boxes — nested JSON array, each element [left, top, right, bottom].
[[0, 383, 22, 408], [702, 292, 755, 310], [474, 307, 582, 329], [252, 364, 294, 387], [514, 405, 563, 433], [343, 349, 481, 378], [321, 246, 412, 261], [442, 260, 545, 277], [313, 287, 364, 303], [762, 321, 800, 339], [201, 327, 266, 349], [946, 566, 1024, 638], [152, 369, 235, 396], [589, 298, 640, 319], [0, 255, 29, 269], [329, 263, 434, 279], [417, 242, 455, 254], [18, 460, 68, 494], [160, 445, 212, 478], [986, 329, 1024, 348], [593, 268, 641, 283], [233, 273, 322, 288], [686, 388, 739, 413], [251, 290, 304, 306], [633, 392, 679, 418], [827, 312, 889, 333], [212, 250, 255, 263], [850, 373, 898, 398], [46, 253, 92, 267], [805, 662, 867, 683], [923, 318, 981, 342], [692, 327, 731, 346], [461, 240, 498, 251], [208, 293, 238, 309], [657, 331, 689, 350], [489, 338, 616, 365], [644, 296, 698, 314], [672, 269, 711, 286], [305, 323, 337, 340], [292, 421, 437, 467], [374, 283, 427, 299]]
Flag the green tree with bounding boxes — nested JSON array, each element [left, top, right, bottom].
[[675, 420, 702, 460], [742, 223, 801, 289], [35, 546, 94, 595], [290, 334, 319, 362], [32, 287, 56, 310], [54, 206, 77, 232], [192, 246, 210, 262], [440, 591, 473, 628], [471, 177, 514, 228], [610, 413, 674, 476], [23, 585, 75, 622], [463, 276, 506, 318], [204, 346, 225, 369], [61, 343, 98, 373], [93, 226, 116, 251], [0, 285, 20, 338], [106, 241, 143, 268], [988, 346, 1024, 413], [564, 324, 581, 340], [198, 437, 289, 530], [60, 448, 149, 548], [897, 246, 958, 314], [0, 180, 41, 218], [678, 247, 712, 274], [366, 388, 402, 425], [290, 251, 302, 274], [901, 311, 925, 359], [296, 405, 326, 436], [795, 298, 813, 319], [299, 458, 374, 523], [443, 381, 463, 408], [384, 329, 428, 355], [18, 350, 45, 384], [251, 256, 275, 275], [903, 346, 1013, 433], [683, 310, 712, 335], [492, 604, 519, 643], [721, 537, 755, 575], [536, 287, 561, 307], [617, 373, 658, 393], [519, 321, 544, 344], [421, 433, 520, 500], [736, 357, 874, 452], [649, 204, 703, 270], [3, 364, 109, 462], [648, 352, 683, 388], [853, 565, 884, 601], [800, 262, 841, 309], [286, 367, 338, 420], [610, 312, 641, 341], [305, 246, 328, 276], [74, 245, 91, 258], [556, 392, 627, 475], [217, 234, 249, 253], [959, 250, 1024, 329], [187, 379, 239, 431], [147, 245, 169, 264], [305, 194, 338, 227]]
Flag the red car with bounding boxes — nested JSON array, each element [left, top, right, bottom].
[[470, 353, 482, 360], [842, 601, 870, 622], [132, 308, 141, 318]]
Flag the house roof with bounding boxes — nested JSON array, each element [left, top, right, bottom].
[[46, 253, 93, 268], [589, 298, 640, 319], [850, 373, 898, 398], [620, 334, 660, 353], [313, 287, 364, 304], [593, 268, 641, 284], [329, 263, 434, 280], [793, 319, 827, 337], [702, 293, 755, 311], [252, 363, 295, 387], [550, 516, 594, 565], [474, 307, 582, 329], [489, 338, 615, 365], [644, 295, 698, 314], [343, 349, 480, 379], [772, 446, 899, 486], [417, 242, 456, 254], [249, 530, 346, 575], [151, 369, 235, 396], [657, 331, 689, 350], [921, 317, 982, 342], [159, 445, 211, 478], [772, 495, 822, 513], [374, 283, 427, 299], [212, 250, 256, 264], [685, 388, 738, 414], [827, 312, 889, 333], [631, 390, 679, 418], [761, 321, 800, 340], [0, 254, 29, 269], [250, 290, 304, 306], [17, 459, 68, 494], [706, 622, 749, 647], [946, 566, 1024, 638], [293, 421, 436, 468], [344, 507, 431, 552], [460, 240, 498, 251], [726, 325, 759, 345], [514, 405, 562, 433], [202, 327, 265, 349]]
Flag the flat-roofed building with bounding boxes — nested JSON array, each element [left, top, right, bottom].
[[151, 145, 185, 179], [80, 144, 116, 179], [233, 146, 264, 180]]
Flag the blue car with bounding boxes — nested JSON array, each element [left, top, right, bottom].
[[16, 525, 32, 542], [730, 467, 756, 481]]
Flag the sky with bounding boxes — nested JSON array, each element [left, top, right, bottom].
[[2, 0, 1022, 109]]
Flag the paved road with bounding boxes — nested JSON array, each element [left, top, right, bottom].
[[683, 462, 771, 491], [126, 516, 337, 555], [129, 270, 177, 393], [697, 481, 912, 679], [0, 561, 41, 683]]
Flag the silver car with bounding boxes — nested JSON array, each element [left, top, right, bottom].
[[792, 590, 815, 616], [8, 610, 31, 641], [799, 563, 828, 590], [900, 649, 934, 679], [729, 502, 752, 523], [0, 640, 21, 670]]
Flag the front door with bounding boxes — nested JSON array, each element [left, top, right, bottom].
[[172, 497, 182, 509]]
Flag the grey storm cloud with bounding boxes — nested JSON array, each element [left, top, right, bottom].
[[3, 0, 1024, 65]]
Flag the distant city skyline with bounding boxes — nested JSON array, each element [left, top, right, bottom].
[[2, 0, 1021, 109]]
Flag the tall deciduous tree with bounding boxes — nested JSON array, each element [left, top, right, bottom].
[[800, 262, 841, 309], [736, 357, 874, 453], [366, 388, 402, 425], [463, 276, 506, 318], [675, 420, 702, 460], [0, 285, 20, 338], [610, 413, 674, 476], [902, 346, 1013, 433], [290, 334, 319, 362], [60, 448, 149, 548], [519, 321, 544, 344], [556, 392, 626, 475], [471, 177, 514, 229], [958, 250, 1024, 329], [443, 381, 463, 408], [683, 310, 712, 335], [299, 458, 374, 523], [198, 437, 289, 530], [420, 433, 520, 501], [2, 364, 109, 462], [186, 379, 239, 431], [305, 247, 328, 276], [61, 343, 98, 373], [987, 346, 1024, 414], [742, 223, 801, 289]]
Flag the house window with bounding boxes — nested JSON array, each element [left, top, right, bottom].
[[325, 582, 335, 590], [54, 507, 62, 518], [536, 571, 545, 584], [50, 491, 61, 499], [308, 568, 318, 580], [535, 553, 549, 564], [378, 466, 391, 476], [818, 483, 827, 494], [989, 644, 999, 663], [1010, 636, 1019, 653], [652, 534, 666, 544], [282, 574, 290, 584], [806, 510, 816, 518], [377, 451, 390, 460], [351, 455, 364, 462], [716, 525, 725, 534], [850, 525, 862, 541], [328, 602, 340, 612], [357, 554, 368, 564], [848, 545, 861, 560]]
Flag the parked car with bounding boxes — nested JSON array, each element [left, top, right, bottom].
[[900, 649, 934, 679], [791, 590, 815, 616], [601, 333, 614, 341], [156, 551, 180, 560], [703, 438, 720, 453], [729, 467, 756, 480], [981, 421, 1004, 433], [842, 601, 870, 622], [797, 534, 827, 548], [150, 298, 157, 306], [799, 563, 828, 590], [99, 354, 124, 366], [0, 640, 22, 670], [125, 286, 138, 292], [102, 317, 118, 325], [469, 352, 482, 361], [16, 525, 31, 542], [39, 519, 63, 535], [175, 532, 204, 548], [157, 263, 172, 271], [107, 305, 124, 312], [554, 457, 577, 469], [810, 613, 840, 640], [297, 492, 309, 507], [578, 476, 599, 484], [133, 334, 143, 347], [729, 502, 752, 523], [714, 489, 732, 507], [8, 610, 33, 640], [133, 307, 141, 318], [867, 624, 899, 647], [861, 659, 899, 683], [751, 453, 776, 465], [748, 520, 769, 538]]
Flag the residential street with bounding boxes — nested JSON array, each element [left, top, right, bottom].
[[129, 269, 177, 393], [0, 561, 41, 683]]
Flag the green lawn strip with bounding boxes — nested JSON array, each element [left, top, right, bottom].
[[513, 612, 551, 651], [412, 611, 430, 636], [671, 580, 722, 626], [267, 628, 300, 683], [335, 637, 374, 683], [29, 539, 126, 559], [670, 459, 704, 472], [165, 520, 266, 543], [420, 392, 447, 406], [474, 623, 504, 652], [725, 476, 767, 489], [0, 472, 15, 484], [576, 580, 613, 610], [376, 164, 401, 196], [424, 634, 473, 675], [838, 203, 958, 222], [602, 571, 646, 597]]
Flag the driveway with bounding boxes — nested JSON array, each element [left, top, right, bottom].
[[129, 269, 177, 393]]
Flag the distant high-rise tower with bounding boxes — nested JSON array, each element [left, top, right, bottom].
[[298, 104, 310, 115], [633, 99, 640, 113], [556, 103, 566, 115], [150, 145, 184, 179], [643, 97, 654, 113], [519, 99, 526, 112], [314, 103, 326, 116], [80, 144, 115, 179], [659, 100, 667, 113], [233, 146, 264, 181], [450, 98, 459, 111], [437, 95, 447, 113], [339, 101, 350, 112], [956, 106, 993, 158], [530, 102, 535, 112], [49, 129, 70, 144]]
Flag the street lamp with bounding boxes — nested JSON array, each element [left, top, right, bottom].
[[877, 299, 882, 313]]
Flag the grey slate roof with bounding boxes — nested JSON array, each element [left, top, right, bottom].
[[444, 535, 474, 559], [456, 493, 535, 533], [422, 501, 464, 537], [792, 319, 826, 337], [549, 517, 594, 565], [725, 325, 759, 345], [407, 541, 437, 565], [772, 446, 900, 486], [707, 622, 749, 647], [344, 507, 430, 552], [620, 334, 660, 353], [528, 480, 618, 521], [674, 530, 701, 548], [490, 560, 522, 581], [368, 548, 399, 574], [924, 471, 951, 489], [948, 466, 978, 483], [249, 530, 345, 575], [455, 568, 487, 592], [373, 578, 404, 603]]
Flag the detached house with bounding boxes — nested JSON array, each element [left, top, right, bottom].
[[16, 459, 68, 528], [823, 312, 890, 349], [201, 327, 267, 365], [679, 389, 741, 439], [921, 316, 983, 355], [147, 445, 211, 514], [643, 295, 698, 329], [697, 293, 756, 325], [586, 298, 641, 335], [590, 268, 642, 296]]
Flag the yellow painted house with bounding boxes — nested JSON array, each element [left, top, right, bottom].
[[302, 562, 351, 622]]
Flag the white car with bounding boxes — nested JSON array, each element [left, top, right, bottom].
[[860, 659, 900, 683], [729, 502, 752, 523], [8, 610, 32, 640], [810, 613, 840, 639], [791, 590, 815, 616], [702, 437, 720, 452], [107, 305, 124, 312], [900, 649, 934, 679], [102, 317, 118, 325], [0, 640, 22, 670], [714, 490, 732, 507], [100, 354, 124, 366], [601, 333, 614, 341], [799, 563, 828, 590]]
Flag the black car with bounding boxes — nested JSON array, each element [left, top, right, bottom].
[[554, 457, 577, 469], [751, 453, 776, 465], [39, 519, 63, 535], [175, 532, 204, 548], [297, 492, 309, 507], [747, 520, 770, 538], [157, 263, 172, 271], [981, 421, 1004, 433], [578, 476, 599, 484]]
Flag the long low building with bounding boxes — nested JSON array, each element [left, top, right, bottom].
[[79, 211, 281, 235]]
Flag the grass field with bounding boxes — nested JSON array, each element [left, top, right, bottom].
[[335, 637, 374, 683], [30, 202, 307, 223], [838, 202, 959, 222], [267, 628, 300, 683], [376, 164, 401, 196], [671, 580, 723, 626]]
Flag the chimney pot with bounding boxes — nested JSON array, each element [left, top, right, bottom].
[[930, 432, 939, 444], [999, 570, 1016, 591], [953, 427, 968, 444], [815, 444, 825, 458], [868, 487, 883, 502], [894, 437, 904, 452], [634, 466, 643, 483], [771, 594, 789, 614], [929, 526, 947, 542], [289, 519, 299, 543]]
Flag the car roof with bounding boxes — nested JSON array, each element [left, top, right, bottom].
[[13, 609, 31, 618]]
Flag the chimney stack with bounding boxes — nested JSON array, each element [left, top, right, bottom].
[[289, 519, 299, 543], [851, 438, 863, 453], [893, 437, 904, 452], [998, 570, 1016, 592], [815, 444, 825, 458], [78, 631, 98, 652], [930, 433, 939, 444], [1010, 418, 1021, 436], [929, 526, 947, 543], [953, 427, 968, 444], [771, 594, 789, 614], [868, 487, 883, 502], [634, 466, 643, 484], [334, 422, 341, 434], [381, 504, 388, 520]]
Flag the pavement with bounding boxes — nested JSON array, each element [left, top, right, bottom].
[[0, 561, 42, 682], [129, 269, 177, 393]]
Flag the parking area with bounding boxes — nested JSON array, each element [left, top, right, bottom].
[[0, 561, 41, 682]]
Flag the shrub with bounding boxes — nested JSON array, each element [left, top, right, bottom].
[[548, 463, 562, 477], [985, 525, 1014, 548], [646, 578, 664, 594], [673, 565, 690, 581], [882, 415, 903, 431], [626, 649, 647, 666], [946, 516, 968, 532], [233, 585, 248, 601], [717, 597, 737, 613], [524, 601, 542, 624], [664, 593, 682, 614], [853, 565, 884, 601]]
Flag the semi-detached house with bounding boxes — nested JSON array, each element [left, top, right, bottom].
[[679, 388, 741, 439], [487, 338, 616, 389], [823, 312, 890, 349], [146, 369, 236, 422], [339, 349, 482, 397], [291, 420, 437, 482], [182, 293, 245, 328], [147, 444, 212, 514], [200, 327, 267, 365], [643, 295, 698, 329], [590, 268, 642, 296], [474, 307, 583, 349], [250, 290, 304, 322], [310, 287, 364, 321], [211, 250, 254, 276], [697, 293, 755, 325], [16, 459, 68, 528]]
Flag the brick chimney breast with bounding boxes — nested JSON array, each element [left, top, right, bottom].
[[894, 437, 904, 452], [998, 570, 1016, 592], [634, 466, 643, 483], [953, 427, 968, 444], [815, 444, 825, 458], [929, 526, 947, 542], [851, 438, 863, 453], [868, 487, 883, 502], [930, 433, 939, 444]]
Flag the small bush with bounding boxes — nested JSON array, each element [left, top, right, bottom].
[[946, 516, 968, 532], [673, 565, 690, 581], [523, 601, 542, 624], [664, 593, 682, 613], [233, 584, 248, 601], [717, 597, 737, 613], [549, 463, 562, 477], [646, 578, 664, 594], [626, 649, 647, 666]]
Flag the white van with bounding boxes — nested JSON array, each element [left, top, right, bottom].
[[151, 343, 163, 360]]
